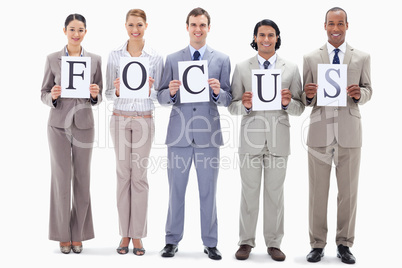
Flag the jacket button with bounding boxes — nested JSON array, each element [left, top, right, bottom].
[[193, 108, 196, 111]]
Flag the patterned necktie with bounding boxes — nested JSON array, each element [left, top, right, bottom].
[[193, 50, 200, 61], [263, 60, 270, 69], [333, 48, 340, 64]]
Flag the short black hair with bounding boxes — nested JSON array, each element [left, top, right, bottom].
[[250, 19, 281, 51], [64, 13, 86, 29], [325, 7, 348, 23]]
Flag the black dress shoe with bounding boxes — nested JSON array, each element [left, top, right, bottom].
[[306, 248, 324, 263], [204, 246, 222, 260], [337, 245, 356, 264], [161, 244, 178, 257]]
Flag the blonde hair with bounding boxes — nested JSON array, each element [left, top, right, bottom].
[[126, 9, 147, 22]]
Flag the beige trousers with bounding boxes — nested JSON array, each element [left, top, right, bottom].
[[308, 140, 361, 248], [47, 123, 94, 242], [238, 146, 288, 249], [110, 110, 154, 238]]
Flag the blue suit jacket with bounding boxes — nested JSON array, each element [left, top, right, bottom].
[[157, 45, 232, 147]]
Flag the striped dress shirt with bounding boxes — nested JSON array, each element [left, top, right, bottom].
[[105, 40, 164, 111]]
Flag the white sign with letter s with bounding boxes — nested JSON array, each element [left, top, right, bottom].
[[317, 64, 347, 107]]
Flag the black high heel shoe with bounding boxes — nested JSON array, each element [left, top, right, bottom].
[[116, 238, 130, 254], [133, 239, 145, 256]]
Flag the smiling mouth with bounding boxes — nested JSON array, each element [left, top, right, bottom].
[[332, 34, 341, 37], [132, 33, 140, 37], [262, 43, 271, 47]]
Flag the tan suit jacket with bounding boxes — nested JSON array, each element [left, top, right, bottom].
[[302, 43, 372, 148], [229, 55, 304, 156], [41, 48, 103, 129]]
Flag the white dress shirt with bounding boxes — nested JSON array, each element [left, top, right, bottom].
[[257, 53, 277, 69], [105, 40, 164, 111], [189, 44, 207, 60], [327, 41, 346, 64]]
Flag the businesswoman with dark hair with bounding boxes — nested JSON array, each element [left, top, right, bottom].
[[41, 13, 102, 254]]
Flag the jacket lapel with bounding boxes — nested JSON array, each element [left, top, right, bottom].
[[203, 45, 214, 66], [181, 46, 192, 61], [276, 55, 286, 74], [57, 47, 65, 70], [320, 44, 330, 64], [343, 43, 353, 66], [249, 55, 259, 70]]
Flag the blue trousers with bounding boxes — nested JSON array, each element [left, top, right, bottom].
[[165, 145, 220, 247]]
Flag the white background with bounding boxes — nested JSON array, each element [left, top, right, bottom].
[[1, 0, 400, 267]]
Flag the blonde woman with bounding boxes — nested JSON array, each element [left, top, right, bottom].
[[106, 9, 163, 255]]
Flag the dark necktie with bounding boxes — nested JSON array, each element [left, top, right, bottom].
[[263, 60, 270, 69], [333, 48, 340, 64], [193, 50, 200, 61]]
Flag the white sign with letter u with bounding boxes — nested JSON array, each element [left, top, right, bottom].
[[251, 69, 282, 111]]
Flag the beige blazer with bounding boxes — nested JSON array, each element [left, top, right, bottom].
[[229, 55, 304, 156], [41, 47, 103, 129], [302, 43, 372, 148]]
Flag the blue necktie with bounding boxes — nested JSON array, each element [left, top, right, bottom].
[[333, 48, 340, 64], [263, 60, 270, 69], [193, 50, 200, 61]]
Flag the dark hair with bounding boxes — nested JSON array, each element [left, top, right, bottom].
[[250, 19, 281, 51], [64, 13, 86, 29], [186, 7, 210, 26], [325, 7, 348, 23]]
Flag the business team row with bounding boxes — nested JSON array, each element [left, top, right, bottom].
[[41, 6, 372, 265]]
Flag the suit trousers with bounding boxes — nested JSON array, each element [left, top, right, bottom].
[[110, 110, 154, 238], [308, 139, 361, 248], [238, 146, 288, 249], [48, 123, 94, 242], [165, 145, 220, 247]]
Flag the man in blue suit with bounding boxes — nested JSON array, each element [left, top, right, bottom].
[[157, 7, 231, 260]]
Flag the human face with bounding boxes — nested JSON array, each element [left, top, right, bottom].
[[125, 15, 148, 41], [63, 19, 87, 46], [325, 10, 348, 48], [254, 25, 278, 59], [187, 15, 210, 49]]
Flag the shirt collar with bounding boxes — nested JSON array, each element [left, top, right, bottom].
[[116, 40, 152, 57], [65, 45, 83, 57], [189, 44, 207, 60], [257, 53, 277, 67], [327, 41, 346, 55]]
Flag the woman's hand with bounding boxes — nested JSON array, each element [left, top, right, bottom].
[[51, 85, 62, 101]]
